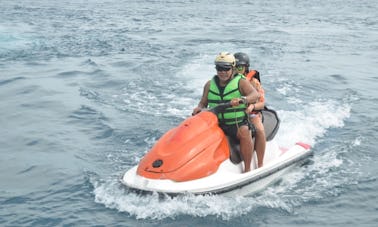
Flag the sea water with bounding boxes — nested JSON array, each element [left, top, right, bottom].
[[1, 0, 377, 226]]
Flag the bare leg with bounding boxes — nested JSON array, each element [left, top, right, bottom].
[[237, 125, 254, 172], [252, 115, 265, 168]]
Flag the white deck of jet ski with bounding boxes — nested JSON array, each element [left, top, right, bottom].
[[121, 141, 311, 196]]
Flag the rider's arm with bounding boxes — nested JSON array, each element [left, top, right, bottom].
[[239, 78, 259, 105], [248, 78, 265, 111], [192, 80, 210, 115]]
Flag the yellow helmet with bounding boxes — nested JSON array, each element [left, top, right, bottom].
[[214, 52, 236, 67]]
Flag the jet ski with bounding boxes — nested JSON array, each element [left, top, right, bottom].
[[121, 102, 312, 196]]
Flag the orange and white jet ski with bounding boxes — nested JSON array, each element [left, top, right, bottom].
[[121, 103, 312, 196]]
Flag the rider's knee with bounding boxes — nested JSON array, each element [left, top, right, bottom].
[[238, 125, 251, 138], [255, 126, 265, 134]]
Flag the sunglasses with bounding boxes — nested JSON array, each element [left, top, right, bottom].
[[216, 66, 232, 72], [236, 65, 245, 71]]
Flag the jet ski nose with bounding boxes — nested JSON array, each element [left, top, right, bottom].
[[152, 159, 163, 168]]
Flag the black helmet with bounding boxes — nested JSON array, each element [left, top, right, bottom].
[[234, 52, 250, 67]]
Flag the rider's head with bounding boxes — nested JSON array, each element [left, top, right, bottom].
[[234, 52, 250, 75], [214, 52, 235, 82]]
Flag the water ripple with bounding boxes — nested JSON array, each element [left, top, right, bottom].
[[0, 76, 25, 86]]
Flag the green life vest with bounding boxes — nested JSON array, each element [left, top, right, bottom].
[[208, 74, 247, 125]]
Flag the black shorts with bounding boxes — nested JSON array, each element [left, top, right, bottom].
[[220, 119, 252, 142]]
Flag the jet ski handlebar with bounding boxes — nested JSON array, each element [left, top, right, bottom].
[[209, 99, 246, 115]]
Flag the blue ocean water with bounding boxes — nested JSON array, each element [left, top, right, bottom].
[[1, 0, 377, 226]]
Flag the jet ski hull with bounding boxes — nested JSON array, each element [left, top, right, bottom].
[[121, 142, 312, 196]]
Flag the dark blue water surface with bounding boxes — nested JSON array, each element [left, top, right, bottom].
[[1, 0, 377, 226]]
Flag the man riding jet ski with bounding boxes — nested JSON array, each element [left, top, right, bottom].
[[192, 52, 259, 173]]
